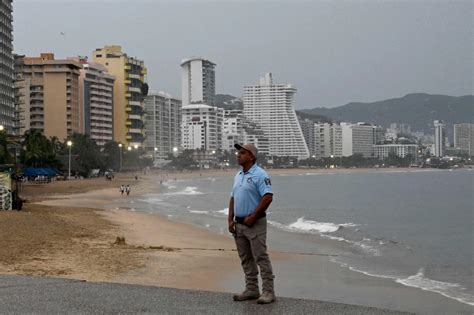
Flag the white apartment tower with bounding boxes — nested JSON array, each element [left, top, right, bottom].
[[434, 120, 446, 157], [181, 57, 216, 106], [181, 104, 223, 151], [145, 92, 182, 161], [75, 58, 115, 146], [243, 73, 309, 159]]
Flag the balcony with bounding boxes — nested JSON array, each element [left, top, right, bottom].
[[128, 114, 141, 120], [128, 86, 141, 93], [128, 128, 141, 134]]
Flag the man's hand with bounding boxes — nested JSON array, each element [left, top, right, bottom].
[[228, 221, 236, 235], [243, 214, 257, 227]]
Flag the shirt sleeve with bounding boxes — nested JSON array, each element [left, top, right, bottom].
[[257, 172, 273, 197], [230, 173, 237, 197]]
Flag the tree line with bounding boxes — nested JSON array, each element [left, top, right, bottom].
[[0, 130, 152, 177]]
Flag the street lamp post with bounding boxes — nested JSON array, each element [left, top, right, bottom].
[[118, 143, 123, 172], [67, 140, 72, 180]]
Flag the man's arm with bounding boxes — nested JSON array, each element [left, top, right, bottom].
[[243, 193, 273, 227], [228, 197, 236, 234]]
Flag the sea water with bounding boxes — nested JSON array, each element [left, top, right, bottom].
[[114, 169, 473, 306]]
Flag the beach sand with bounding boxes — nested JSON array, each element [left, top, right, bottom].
[[0, 168, 472, 314]]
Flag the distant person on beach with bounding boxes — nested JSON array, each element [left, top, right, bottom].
[[120, 185, 124, 196], [228, 143, 275, 304], [126, 185, 131, 196]]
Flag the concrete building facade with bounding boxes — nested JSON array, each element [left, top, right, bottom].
[[243, 73, 309, 159], [434, 120, 445, 157], [341, 122, 378, 158], [181, 104, 223, 151], [93, 45, 147, 147], [374, 144, 418, 159], [454, 123, 474, 156], [181, 57, 216, 107], [145, 92, 182, 161], [0, 1, 14, 134], [15, 53, 82, 140], [73, 57, 115, 146]]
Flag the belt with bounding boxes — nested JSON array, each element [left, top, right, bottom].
[[235, 212, 266, 224]]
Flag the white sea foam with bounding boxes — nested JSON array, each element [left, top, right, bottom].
[[139, 197, 163, 204], [353, 239, 382, 256], [161, 182, 177, 189], [288, 217, 356, 233], [396, 268, 474, 306], [163, 186, 203, 196], [189, 210, 209, 214], [215, 208, 229, 215], [333, 260, 474, 306]]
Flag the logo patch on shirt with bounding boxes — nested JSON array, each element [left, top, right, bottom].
[[247, 177, 253, 184], [264, 177, 271, 186]]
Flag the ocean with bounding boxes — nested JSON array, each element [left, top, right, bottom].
[[112, 168, 473, 306]]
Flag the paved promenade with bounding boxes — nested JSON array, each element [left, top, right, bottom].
[[0, 275, 411, 314]]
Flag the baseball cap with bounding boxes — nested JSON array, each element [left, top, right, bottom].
[[234, 143, 258, 159]]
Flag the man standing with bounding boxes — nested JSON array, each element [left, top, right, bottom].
[[228, 143, 275, 304]]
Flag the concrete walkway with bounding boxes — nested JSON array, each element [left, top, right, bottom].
[[0, 275, 411, 314]]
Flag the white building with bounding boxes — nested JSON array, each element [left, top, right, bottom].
[[454, 123, 474, 156], [341, 122, 378, 157], [434, 120, 446, 157], [74, 58, 115, 146], [222, 109, 270, 156], [374, 144, 418, 159], [181, 104, 223, 151], [145, 92, 182, 161], [181, 57, 216, 107], [243, 73, 309, 159], [222, 110, 243, 153]]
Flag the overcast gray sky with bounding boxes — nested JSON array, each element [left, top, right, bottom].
[[13, 0, 473, 109]]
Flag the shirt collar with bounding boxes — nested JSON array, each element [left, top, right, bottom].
[[239, 164, 257, 175]]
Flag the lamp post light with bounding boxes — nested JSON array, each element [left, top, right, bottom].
[[118, 143, 123, 172], [67, 140, 72, 180], [154, 147, 158, 162], [0, 125, 4, 131], [134, 144, 138, 150]]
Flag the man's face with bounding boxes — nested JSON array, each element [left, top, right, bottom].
[[237, 148, 254, 166]]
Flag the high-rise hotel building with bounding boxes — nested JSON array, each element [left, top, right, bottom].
[[0, 1, 14, 134], [15, 54, 82, 140], [434, 120, 446, 157], [93, 46, 147, 148], [454, 123, 474, 156], [181, 104, 223, 151], [181, 57, 216, 107], [73, 57, 115, 146], [145, 92, 181, 161], [243, 73, 309, 159]]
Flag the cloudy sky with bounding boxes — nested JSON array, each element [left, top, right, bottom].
[[13, 0, 473, 109]]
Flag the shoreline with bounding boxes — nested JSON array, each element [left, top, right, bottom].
[[1, 169, 472, 314]]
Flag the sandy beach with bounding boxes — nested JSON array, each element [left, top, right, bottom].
[[0, 168, 472, 314]]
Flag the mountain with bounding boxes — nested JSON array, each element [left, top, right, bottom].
[[295, 110, 332, 123], [301, 93, 473, 134], [215, 94, 243, 110]]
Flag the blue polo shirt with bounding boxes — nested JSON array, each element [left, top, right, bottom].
[[231, 164, 273, 217]]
